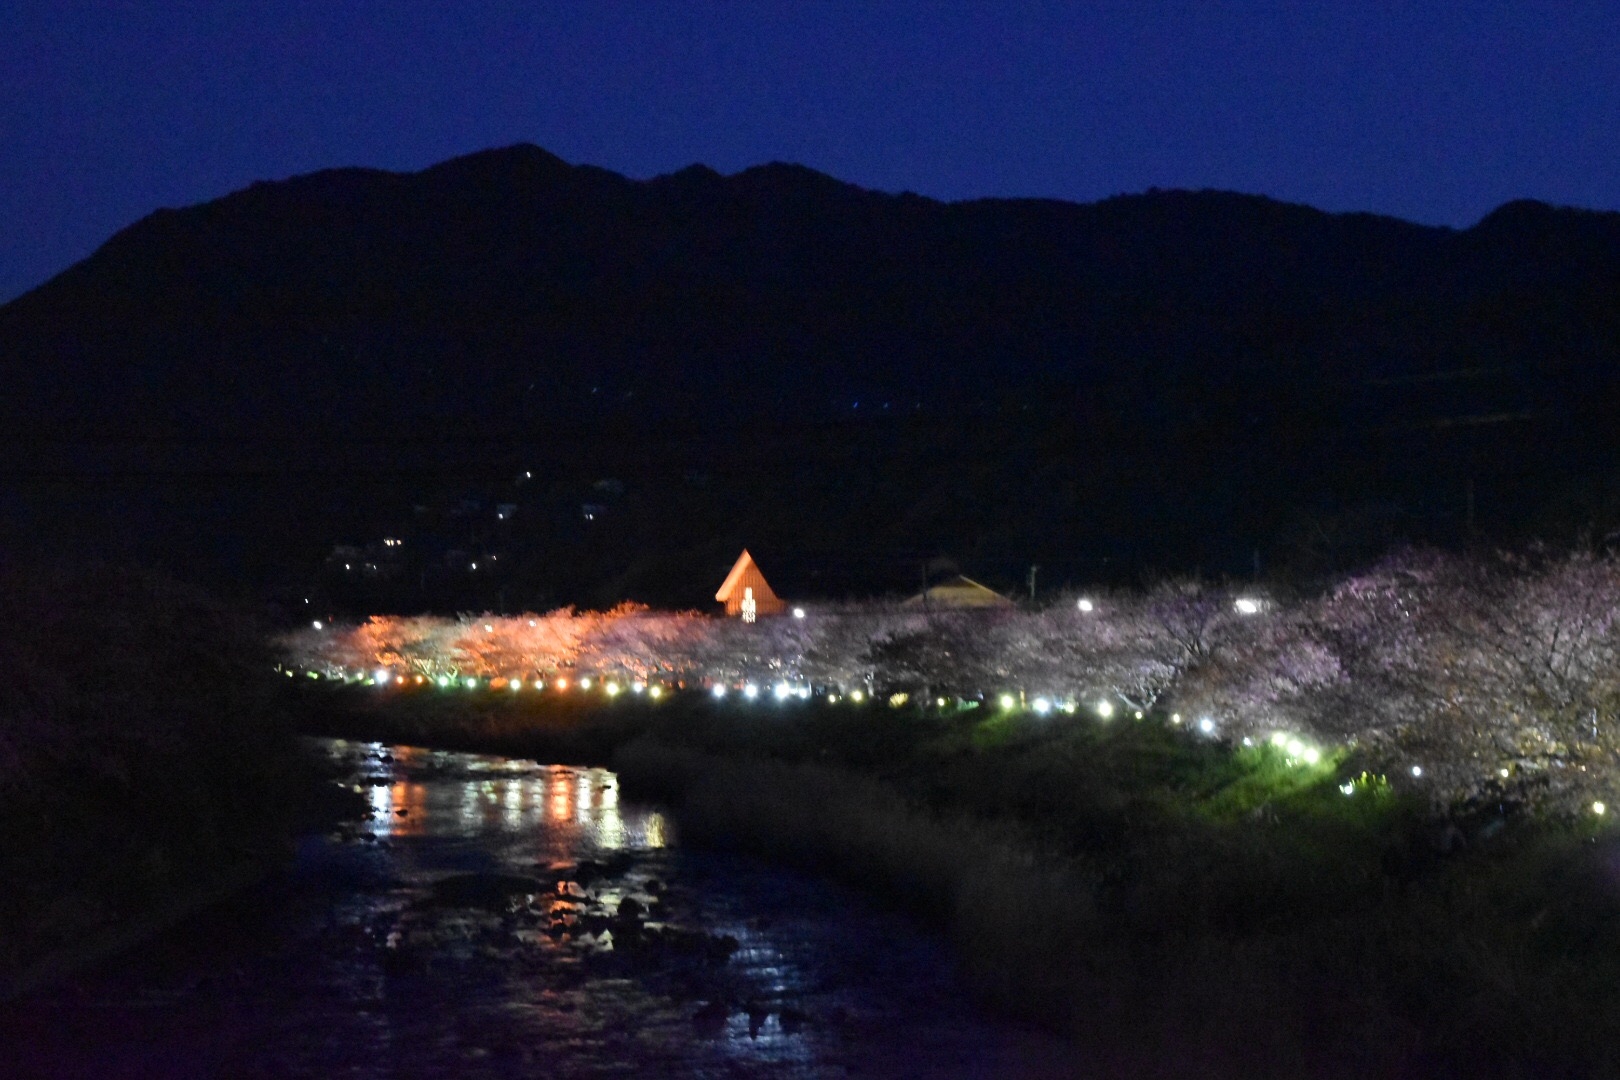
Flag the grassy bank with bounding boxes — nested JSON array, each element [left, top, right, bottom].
[[295, 687, 1620, 1077], [0, 565, 361, 998], [613, 706, 1620, 1077]]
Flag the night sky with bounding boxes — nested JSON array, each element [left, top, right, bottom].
[[4, 1, 1619, 303]]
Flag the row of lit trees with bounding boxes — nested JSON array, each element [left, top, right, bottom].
[[278, 548, 1620, 813]]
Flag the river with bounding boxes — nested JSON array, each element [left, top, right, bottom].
[[2, 740, 1080, 1078]]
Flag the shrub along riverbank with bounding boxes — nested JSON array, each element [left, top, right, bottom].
[[298, 684, 1620, 1078], [0, 565, 361, 999]]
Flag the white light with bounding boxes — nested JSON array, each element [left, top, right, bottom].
[[798, 686, 811, 700], [999, 694, 1017, 710], [851, 690, 865, 703], [1340, 782, 1355, 795], [1096, 701, 1114, 719], [1411, 765, 1423, 778], [579, 677, 593, 690], [312, 620, 323, 630], [605, 683, 621, 696], [774, 682, 791, 700], [1033, 697, 1052, 714], [632, 682, 645, 694], [1270, 733, 1289, 749], [1077, 598, 1094, 612], [509, 678, 522, 691], [712, 684, 728, 699], [1171, 713, 1182, 725], [484, 623, 494, 632], [1197, 717, 1215, 734], [743, 684, 759, 699], [555, 678, 569, 690], [792, 607, 806, 619], [465, 677, 478, 689], [528, 619, 537, 627], [374, 668, 391, 685], [1286, 739, 1305, 757], [1498, 768, 1510, 778], [437, 676, 451, 688], [1235, 598, 1261, 615], [937, 697, 947, 707], [1242, 736, 1253, 746], [1595, 801, 1608, 816], [1134, 710, 1143, 720], [1302, 748, 1322, 765], [649, 685, 663, 699]]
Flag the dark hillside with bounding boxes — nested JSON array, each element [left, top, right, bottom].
[[1, 144, 1618, 603]]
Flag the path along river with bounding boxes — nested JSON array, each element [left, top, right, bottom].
[[3, 741, 1080, 1078]]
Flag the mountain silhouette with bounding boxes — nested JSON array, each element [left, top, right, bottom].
[[2, 145, 1618, 603]]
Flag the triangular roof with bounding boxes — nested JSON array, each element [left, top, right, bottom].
[[715, 548, 762, 602], [903, 574, 1016, 608], [715, 548, 787, 616]]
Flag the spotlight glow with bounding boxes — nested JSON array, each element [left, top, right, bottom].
[[743, 684, 759, 699], [1596, 801, 1608, 816], [851, 690, 865, 703], [1411, 765, 1423, 777], [1077, 598, 1094, 612], [792, 607, 806, 619], [1235, 598, 1261, 615], [1096, 700, 1114, 719], [649, 685, 663, 699], [999, 694, 1017, 710], [605, 682, 621, 697], [1033, 697, 1052, 714], [374, 668, 391, 685], [312, 620, 323, 630], [712, 684, 728, 699], [579, 677, 592, 690], [1197, 717, 1215, 734]]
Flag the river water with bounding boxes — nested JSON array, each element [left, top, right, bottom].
[[3, 741, 1080, 1078]]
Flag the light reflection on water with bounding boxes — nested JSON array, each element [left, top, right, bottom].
[[354, 742, 668, 853], [1, 740, 1076, 1079]]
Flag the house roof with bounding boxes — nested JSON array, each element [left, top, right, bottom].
[[715, 549, 770, 602], [903, 574, 1016, 608]]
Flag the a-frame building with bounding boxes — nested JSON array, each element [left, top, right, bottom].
[[715, 549, 788, 620]]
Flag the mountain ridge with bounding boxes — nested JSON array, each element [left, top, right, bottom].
[[2, 144, 1619, 597]]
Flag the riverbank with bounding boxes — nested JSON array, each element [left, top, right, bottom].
[[0, 566, 365, 1000], [292, 685, 1620, 1077]]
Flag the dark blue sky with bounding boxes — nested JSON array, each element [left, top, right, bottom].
[[4, 1, 1619, 302]]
